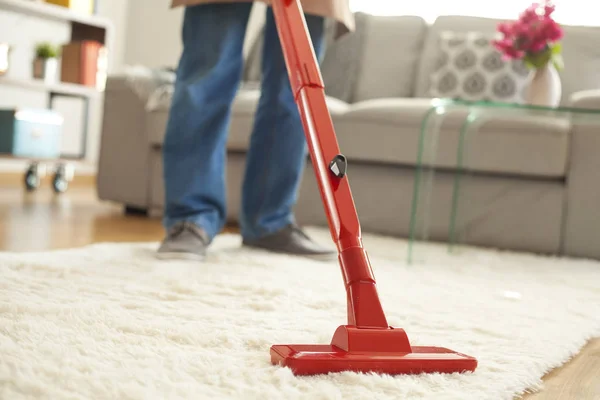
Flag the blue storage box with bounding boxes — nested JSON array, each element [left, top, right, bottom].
[[0, 108, 63, 159]]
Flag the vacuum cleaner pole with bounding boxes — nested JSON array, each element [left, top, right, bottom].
[[271, 0, 388, 330], [270, 0, 478, 376]]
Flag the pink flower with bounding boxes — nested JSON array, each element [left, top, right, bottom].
[[493, 0, 563, 61], [497, 22, 512, 36], [512, 20, 529, 35], [544, 20, 564, 41], [544, 3, 555, 17], [529, 39, 547, 53], [519, 8, 538, 24], [503, 47, 525, 60]]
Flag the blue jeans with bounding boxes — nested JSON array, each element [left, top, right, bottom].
[[162, 3, 325, 242]]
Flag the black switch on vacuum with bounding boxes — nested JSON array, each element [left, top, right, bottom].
[[329, 154, 347, 178]]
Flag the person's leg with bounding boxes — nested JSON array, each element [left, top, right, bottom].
[[158, 3, 252, 260], [239, 7, 335, 258]]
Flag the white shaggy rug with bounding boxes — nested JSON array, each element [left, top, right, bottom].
[[1, 228, 599, 400]]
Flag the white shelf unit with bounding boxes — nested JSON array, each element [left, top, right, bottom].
[[0, 0, 113, 191]]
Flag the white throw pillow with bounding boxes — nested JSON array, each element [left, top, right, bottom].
[[428, 31, 530, 103]]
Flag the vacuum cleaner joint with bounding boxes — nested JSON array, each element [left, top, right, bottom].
[[329, 154, 347, 178]]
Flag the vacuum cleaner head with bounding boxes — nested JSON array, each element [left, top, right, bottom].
[[270, 0, 478, 377], [271, 326, 477, 376]]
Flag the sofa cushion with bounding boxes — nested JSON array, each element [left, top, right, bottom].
[[320, 12, 368, 103], [242, 13, 428, 103], [147, 92, 570, 178], [331, 98, 570, 178], [426, 31, 530, 103], [415, 16, 600, 105], [351, 15, 428, 102], [242, 28, 264, 84], [224, 89, 350, 151], [146, 88, 350, 150]]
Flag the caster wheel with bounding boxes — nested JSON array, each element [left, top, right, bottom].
[[52, 174, 68, 193], [52, 163, 73, 194], [24, 165, 40, 192]]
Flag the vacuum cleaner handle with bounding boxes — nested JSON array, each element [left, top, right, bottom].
[[271, 0, 360, 252], [272, 0, 389, 329]]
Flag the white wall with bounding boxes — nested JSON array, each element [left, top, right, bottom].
[[123, 0, 183, 69], [98, 0, 130, 74], [123, 0, 266, 69]]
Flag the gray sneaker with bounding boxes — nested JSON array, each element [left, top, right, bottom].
[[242, 223, 337, 261], [156, 221, 210, 261]]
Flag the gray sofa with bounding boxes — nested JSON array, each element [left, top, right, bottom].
[[97, 13, 600, 259]]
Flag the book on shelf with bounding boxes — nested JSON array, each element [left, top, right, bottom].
[[42, 0, 96, 16], [60, 40, 107, 91]]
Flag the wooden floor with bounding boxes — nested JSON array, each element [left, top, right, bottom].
[[0, 181, 598, 399]]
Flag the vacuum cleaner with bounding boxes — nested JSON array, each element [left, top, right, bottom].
[[269, 0, 478, 376]]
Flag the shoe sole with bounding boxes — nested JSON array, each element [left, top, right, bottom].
[[155, 251, 205, 261]]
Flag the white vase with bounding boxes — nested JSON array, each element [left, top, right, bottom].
[[33, 57, 58, 84], [524, 63, 562, 107]]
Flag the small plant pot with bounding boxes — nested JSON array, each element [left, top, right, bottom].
[[33, 57, 58, 83]]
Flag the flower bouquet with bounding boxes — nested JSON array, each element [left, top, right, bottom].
[[492, 1, 564, 106], [492, 1, 564, 71]]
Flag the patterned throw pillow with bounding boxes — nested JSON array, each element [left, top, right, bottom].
[[427, 31, 530, 103]]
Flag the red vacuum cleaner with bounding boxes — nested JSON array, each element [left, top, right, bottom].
[[269, 0, 478, 376]]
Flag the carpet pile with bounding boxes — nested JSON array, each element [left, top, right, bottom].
[[1, 228, 599, 399]]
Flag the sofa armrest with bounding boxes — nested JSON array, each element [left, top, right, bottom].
[[563, 89, 600, 259], [96, 74, 154, 209], [569, 89, 600, 109]]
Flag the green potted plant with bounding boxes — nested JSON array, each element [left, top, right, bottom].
[[33, 42, 61, 83]]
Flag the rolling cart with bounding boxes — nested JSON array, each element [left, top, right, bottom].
[[0, 78, 96, 194]]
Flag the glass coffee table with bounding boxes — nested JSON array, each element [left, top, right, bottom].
[[407, 98, 600, 264]]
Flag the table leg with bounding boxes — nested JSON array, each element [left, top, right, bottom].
[[407, 104, 447, 264], [448, 110, 478, 252]]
